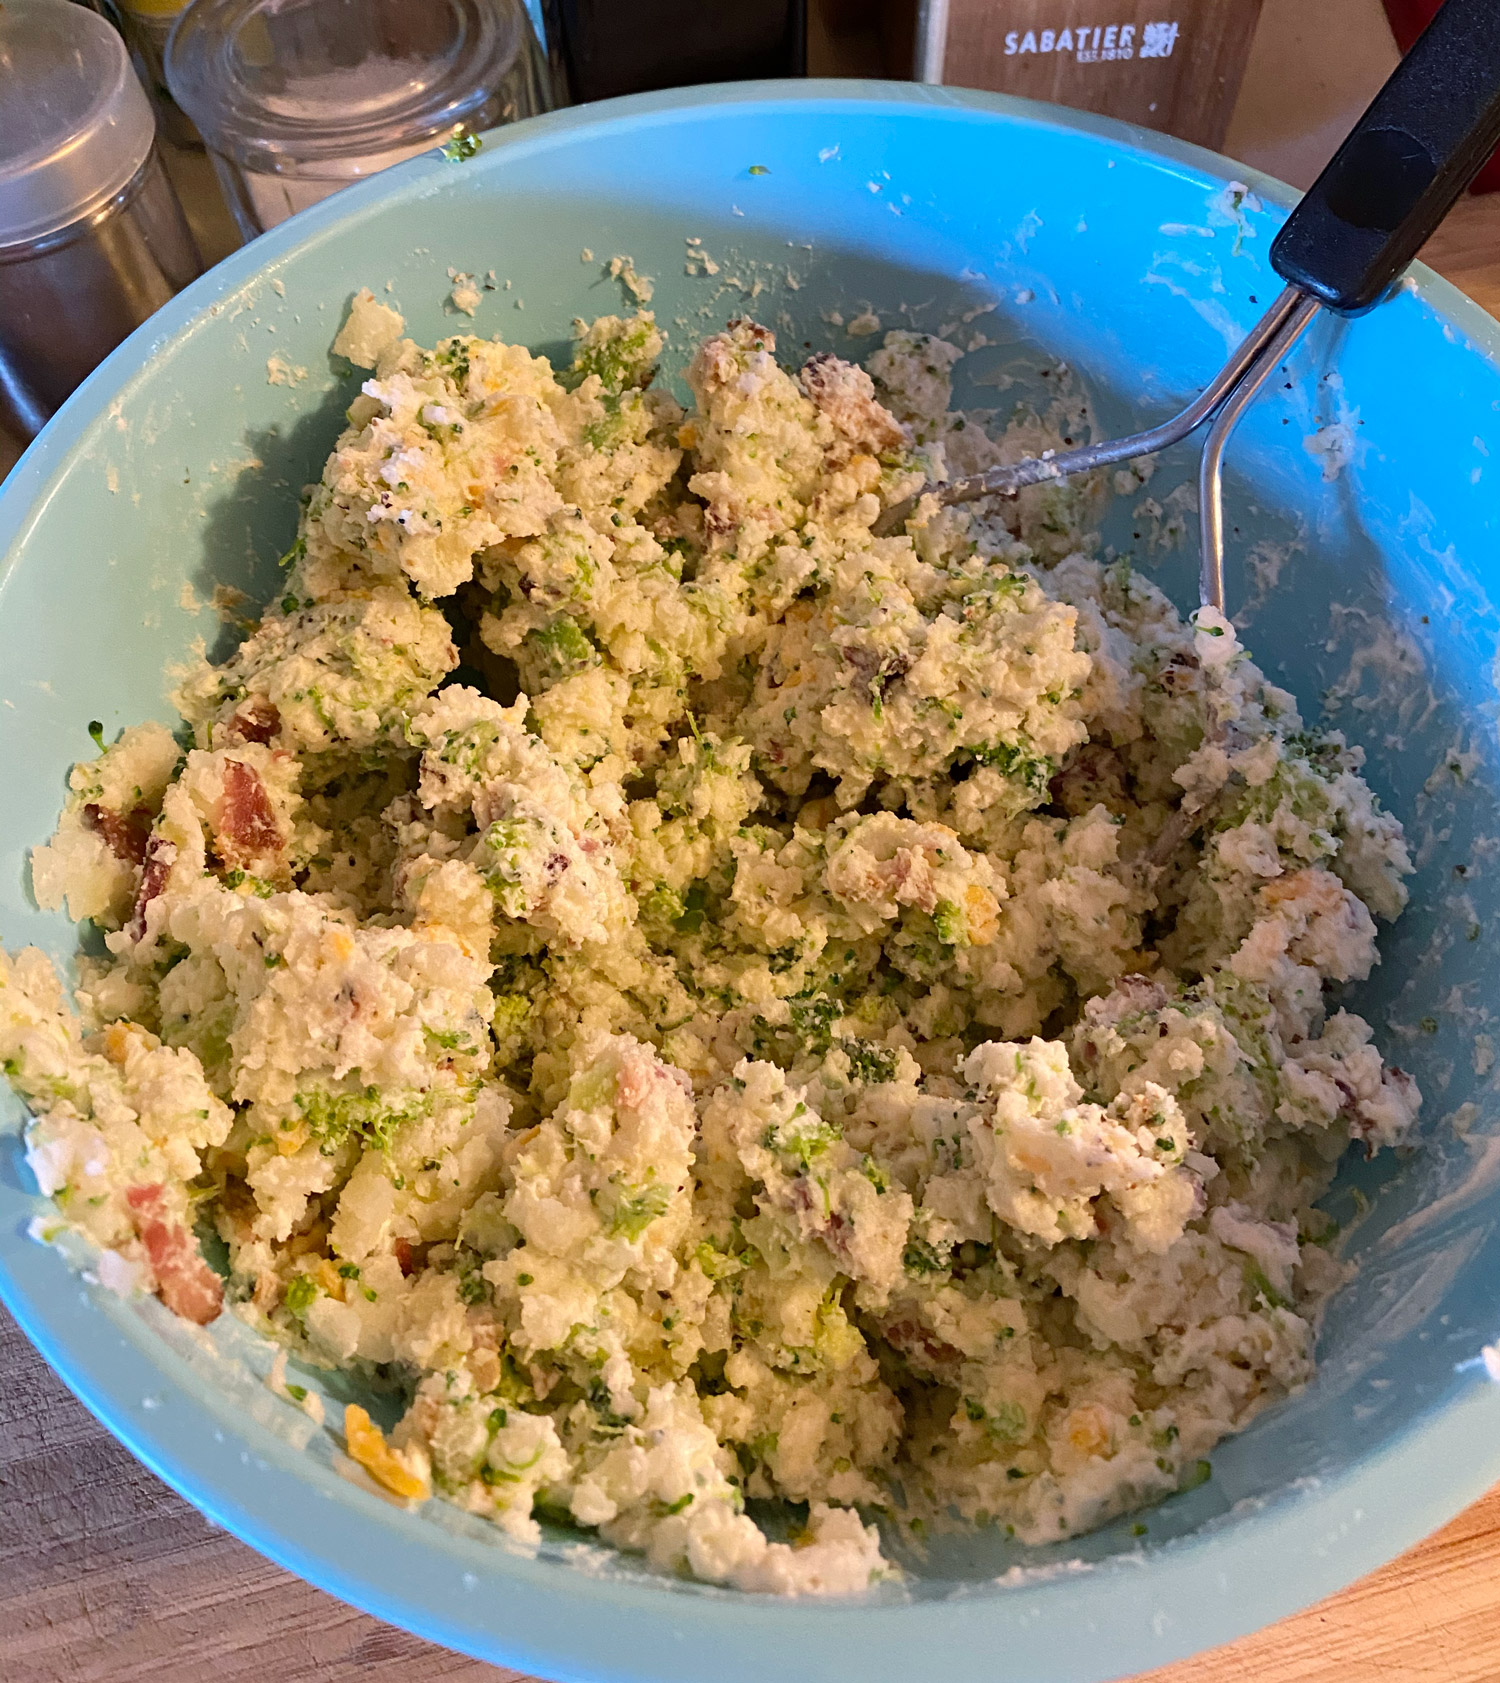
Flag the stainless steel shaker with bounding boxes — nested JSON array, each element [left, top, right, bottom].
[[0, 0, 202, 449]]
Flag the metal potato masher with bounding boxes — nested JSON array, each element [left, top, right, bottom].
[[878, 0, 1500, 617]]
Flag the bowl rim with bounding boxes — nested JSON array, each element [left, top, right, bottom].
[[4, 76, 1500, 1683]]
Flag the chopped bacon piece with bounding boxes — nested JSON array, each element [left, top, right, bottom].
[[393, 1237, 427, 1277], [731, 317, 774, 347], [877, 1316, 962, 1379], [691, 320, 774, 396], [1157, 650, 1201, 696], [614, 1046, 692, 1113], [218, 759, 282, 866], [125, 1184, 223, 1325], [799, 352, 909, 454], [82, 802, 152, 867], [127, 835, 177, 941], [226, 696, 281, 745], [789, 1177, 859, 1272]]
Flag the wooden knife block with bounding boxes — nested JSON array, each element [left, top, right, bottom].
[[921, 0, 1266, 150]]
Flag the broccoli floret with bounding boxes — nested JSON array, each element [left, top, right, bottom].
[[567, 312, 663, 395], [293, 1085, 429, 1154]]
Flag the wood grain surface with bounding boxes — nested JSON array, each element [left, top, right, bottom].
[[6, 24, 1500, 1679], [7, 1288, 1500, 1683], [938, 0, 1266, 149]]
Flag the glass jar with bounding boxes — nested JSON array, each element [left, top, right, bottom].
[[0, 0, 202, 446], [165, 0, 553, 240], [118, 0, 204, 149]]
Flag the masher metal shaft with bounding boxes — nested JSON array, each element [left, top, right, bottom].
[[871, 0, 1500, 615], [1197, 291, 1322, 613], [870, 285, 1306, 541]]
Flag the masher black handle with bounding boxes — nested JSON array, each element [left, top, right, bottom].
[[1271, 0, 1500, 315]]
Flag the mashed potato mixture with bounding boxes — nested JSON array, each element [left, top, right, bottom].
[[1, 294, 1420, 1592]]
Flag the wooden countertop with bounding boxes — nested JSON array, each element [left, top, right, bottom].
[[8, 1296, 1500, 1683], [7, 116, 1500, 1683], [8, 1279, 1500, 1683]]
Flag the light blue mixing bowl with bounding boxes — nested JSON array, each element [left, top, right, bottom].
[[3, 81, 1500, 1683]]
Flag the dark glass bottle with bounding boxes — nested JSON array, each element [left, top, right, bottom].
[[549, 0, 806, 103]]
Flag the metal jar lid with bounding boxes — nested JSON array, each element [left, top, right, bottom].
[[0, 0, 157, 249]]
